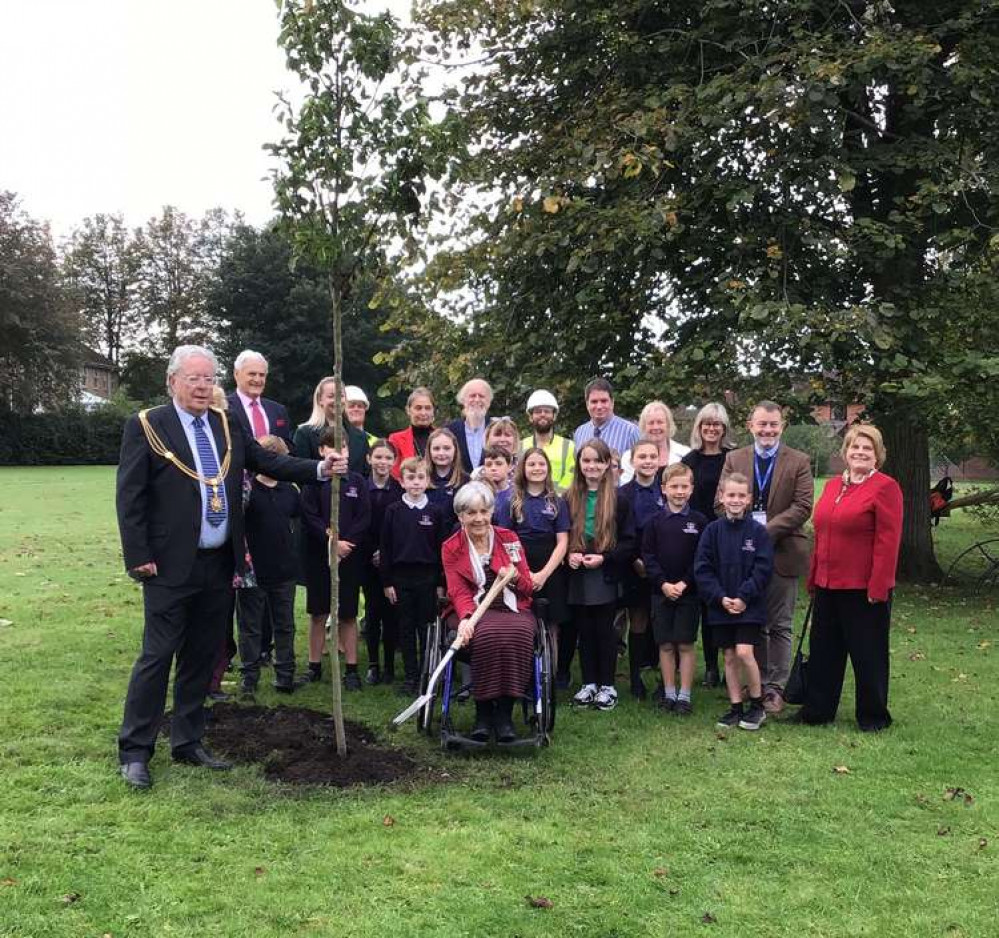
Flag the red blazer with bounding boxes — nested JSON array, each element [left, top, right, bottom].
[[442, 526, 534, 620], [807, 472, 903, 602], [387, 425, 433, 480]]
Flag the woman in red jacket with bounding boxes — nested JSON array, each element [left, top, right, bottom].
[[442, 481, 536, 744], [388, 387, 436, 479], [800, 424, 903, 732]]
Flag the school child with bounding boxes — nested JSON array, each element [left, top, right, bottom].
[[565, 438, 636, 711], [362, 439, 403, 685], [642, 463, 709, 715], [694, 472, 774, 730], [301, 427, 371, 690], [380, 456, 447, 695], [238, 435, 304, 697], [618, 437, 667, 700], [481, 444, 514, 523], [504, 447, 571, 656], [425, 427, 468, 535]]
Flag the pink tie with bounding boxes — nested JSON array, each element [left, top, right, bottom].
[[249, 399, 267, 439]]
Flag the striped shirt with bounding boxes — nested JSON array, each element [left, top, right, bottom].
[[573, 415, 640, 460]]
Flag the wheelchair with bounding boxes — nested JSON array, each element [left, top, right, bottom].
[[416, 598, 556, 749]]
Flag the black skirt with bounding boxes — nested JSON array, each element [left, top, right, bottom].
[[523, 536, 570, 625], [304, 540, 364, 618]]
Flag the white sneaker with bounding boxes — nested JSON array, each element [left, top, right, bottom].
[[573, 683, 598, 706], [594, 686, 618, 711]]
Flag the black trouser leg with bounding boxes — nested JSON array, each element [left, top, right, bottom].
[[801, 588, 849, 724], [266, 580, 298, 684], [594, 604, 619, 687], [236, 586, 266, 687], [557, 618, 578, 679], [843, 593, 893, 730], [260, 599, 274, 656], [701, 602, 719, 673], [396, 580, 435, 682], [574, 606, 599, 685]]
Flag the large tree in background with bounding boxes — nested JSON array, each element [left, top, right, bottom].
[[413, 0, 999, 579], [63, 213, 140, 367], [212, 222, 406, 430], [0, 192, 81, 412]]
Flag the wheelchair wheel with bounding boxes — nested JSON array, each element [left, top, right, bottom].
[[418, 616, 443, 736], [536, 622, 556, 741]]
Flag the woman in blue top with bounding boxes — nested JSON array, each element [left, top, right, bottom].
[[503, 447, 570, 642]]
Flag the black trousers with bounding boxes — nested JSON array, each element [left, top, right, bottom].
[[118, 548, 233, 763], [363, 565, 398, 671], [701, 602, 720, 673], [574, 602, 618, 687], [557, 619, 578, 679], [802, 588, 892, 730], [394, 574, 437, 682], [237, 580, 297, 687]]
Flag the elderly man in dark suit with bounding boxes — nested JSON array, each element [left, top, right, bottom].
[[115, 345, 345, 790], [226, 349, 292, 446], [445, 378, 494, 474], [717, 401, 813, 715]]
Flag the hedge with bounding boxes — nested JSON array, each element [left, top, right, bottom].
[[0, 409, 127, 465]]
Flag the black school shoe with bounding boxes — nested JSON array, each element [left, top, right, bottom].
[[674, 698, 693, 716], [716, 704, 743, 729], [344, 671, 363, 691], [739, 702, 767, 731], [365, 665, 381, 685]]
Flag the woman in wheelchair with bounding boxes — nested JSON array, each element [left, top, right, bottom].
[[442, 482, 537, 743]]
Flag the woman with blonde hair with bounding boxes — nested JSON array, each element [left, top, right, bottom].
[[798, 424, 902, 732], [292, 376, 369, 473], [619, 401, 690, 483]]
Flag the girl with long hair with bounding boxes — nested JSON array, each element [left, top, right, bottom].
[[424, 427, 468, 534]]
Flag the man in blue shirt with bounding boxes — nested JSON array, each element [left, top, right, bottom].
[[572, 377, 640, 464], [115, 345, 346, 790], [446, 378, 494, 473]]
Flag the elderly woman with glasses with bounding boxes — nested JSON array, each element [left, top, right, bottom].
[[442, 481, 536, 744], [619, 401, 690, 484]]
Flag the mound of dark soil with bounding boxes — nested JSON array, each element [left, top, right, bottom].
[[171, 704, 427, 787]]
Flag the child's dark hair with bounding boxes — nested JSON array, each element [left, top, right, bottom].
[[368, 437, 397, 459], [482, 445, 512, 464], [318, 426, 339, 449]]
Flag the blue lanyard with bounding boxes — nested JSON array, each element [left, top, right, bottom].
[[754, 454, 776, 506]]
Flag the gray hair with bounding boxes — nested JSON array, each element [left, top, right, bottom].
[[456, 378, 493, 407], [453, 481, 495, 516], [233, 349, 268, 372], [689, 401, 732, 450], [638, 400, 676, 438], [166, 345, 218, 395]]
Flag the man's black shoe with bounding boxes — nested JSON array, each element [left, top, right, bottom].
[[206, 690, 233, 703], [172, 746, 232, 770], [238, 684, 257, 703], [273, 674, 311, 694], [120, 761, 152, 790]]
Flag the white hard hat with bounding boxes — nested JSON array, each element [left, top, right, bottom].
[[526, 389, 559, 414], [344, 385, 369, 407]]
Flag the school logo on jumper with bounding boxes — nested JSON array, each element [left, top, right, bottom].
[[504, 541, 523, 563], [683, 522, 699, 535], [742, 539, 756, 552], [542, 503, 557, 517], [418, 514, 433, 526], [345, 485, 359, 498]]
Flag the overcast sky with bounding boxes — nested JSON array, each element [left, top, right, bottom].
[[0, 0, 411, 237]]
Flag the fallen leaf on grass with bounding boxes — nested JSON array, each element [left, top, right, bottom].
[[526, 895, 554, 909], [382, 815, 395, 827], [669, 887, 681, 896], [0, 618, 12, 628], [254, 866, 266, 877], [908, 652, 925, 661], [937, 826, 951, 836], [653, 867, 669, 878], [701, 911, 717, 924], [906, 626, 917, 634], [1, 877, 17, 887], [61, 893, 81, 904], [832, 765, 851, 775], [952, 673, 969, 683], [977, 641, 991, 650], [978, 838, 988, 850], [944, 787, 974, 806]]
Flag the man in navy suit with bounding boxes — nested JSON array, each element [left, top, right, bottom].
[[445, 378, 494, 474], [115, 345, 345, 790], [226, 349, 293, 446]]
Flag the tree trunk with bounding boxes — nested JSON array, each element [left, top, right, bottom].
[[880, 412, 943, 582]]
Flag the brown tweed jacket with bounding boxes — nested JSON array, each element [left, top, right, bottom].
[[717, 443, 814, 578]]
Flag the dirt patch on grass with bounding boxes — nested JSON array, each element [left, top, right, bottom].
[[169, 703, 429, 788]]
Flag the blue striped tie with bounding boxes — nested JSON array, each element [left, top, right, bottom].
[[192, 416, 227, 526]]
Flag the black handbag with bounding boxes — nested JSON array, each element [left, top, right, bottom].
[[784, 599, 813, 706]]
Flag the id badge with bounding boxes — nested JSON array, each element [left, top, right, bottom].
[[752, 511, 767, 526]]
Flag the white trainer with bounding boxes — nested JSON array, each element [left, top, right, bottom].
[[573, 683, 598, 706], [594, 686, 618, 711]]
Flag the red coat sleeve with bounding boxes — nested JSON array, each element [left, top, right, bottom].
[[868, 476, 903, 602], [442, 532, 479, 620]]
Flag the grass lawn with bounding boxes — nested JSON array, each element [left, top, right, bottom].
[[1, 466, 997, 938]]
